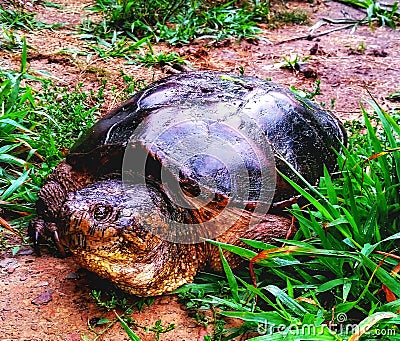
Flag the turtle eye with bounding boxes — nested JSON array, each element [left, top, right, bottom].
[[92, 203, 114, 222]]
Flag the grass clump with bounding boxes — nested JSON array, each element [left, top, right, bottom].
[[0, 4, 62, 31], [76, 28, 149, 60], [132, 50, 187, 67], [87, 290, 175, 341], [0, 3, 62, 51], [0, 40, 104, 233], [336, 0, 399, 28], [176, 101, 400, 340], [155, 0, 264, 44], [76, 0, 310, 62], [75, 30, 189, 67], [128, 41, 188, 67], [0, 27, 24, 51], [80, 0, 274, 45]]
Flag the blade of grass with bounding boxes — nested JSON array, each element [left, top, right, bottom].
[[361, 254, 400, 296], [219, 247, 240, 303], [348, 312, 397, 341], [219, 310, 287, 325], [322, 165, 338, 206], [1, 170, 30, 200], [114, 311, 141, 341], [204, 239, 257, 259], [277, 169, 335, 221]]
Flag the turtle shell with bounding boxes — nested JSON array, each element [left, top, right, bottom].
[[67, 71, 346, 206]]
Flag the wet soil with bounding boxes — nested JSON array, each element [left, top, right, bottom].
[[1, 0, 399, 340]]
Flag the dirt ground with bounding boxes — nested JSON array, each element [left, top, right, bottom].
[[1, 0, 399, 340]]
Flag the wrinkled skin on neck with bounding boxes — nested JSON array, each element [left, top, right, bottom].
[[34, 177, 291, 296]]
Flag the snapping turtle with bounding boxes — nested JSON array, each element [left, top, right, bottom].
[[30, 71, 346, 296]]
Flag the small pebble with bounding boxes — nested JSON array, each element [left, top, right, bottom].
[[35, 281, 49, 287], [65, 272, 80, 280], [32, 289, 54, 305], [19, 249, 34, 256], [67, 332, 83, 341], [0, 258, 20, 269]]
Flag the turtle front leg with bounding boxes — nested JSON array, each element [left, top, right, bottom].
[[30, 161, 93, 255]]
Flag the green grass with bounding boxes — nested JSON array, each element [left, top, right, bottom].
[[76, 28, 149, 60], [336, 0, 399, 28], [71, 25, 189, 67], [155, 0, 264, 44], [78, 0, 397, 53], [132, 50, 187, 67], [0, 3, 63, 51], [0, 27, 24, 51], [128, 41, 188, 67], [0, 40, 104, 241], [73, 0, 311, 64], [271, 53, 311, 73], [87, 290, 175, 341], [80, 0, 272, 45], [175, 101, 400, 340], [0, 4, 62, 31]]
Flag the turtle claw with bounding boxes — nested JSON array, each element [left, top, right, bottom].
[[51, 229, 67, 258], [34, 230, 41, 256], [28, 218, 44, 256], [28, 218, 66, 257]]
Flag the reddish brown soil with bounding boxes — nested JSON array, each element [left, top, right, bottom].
[[1, 0, 399, 340]]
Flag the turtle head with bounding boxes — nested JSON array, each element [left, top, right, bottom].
[[58, 179, 202, 296]]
